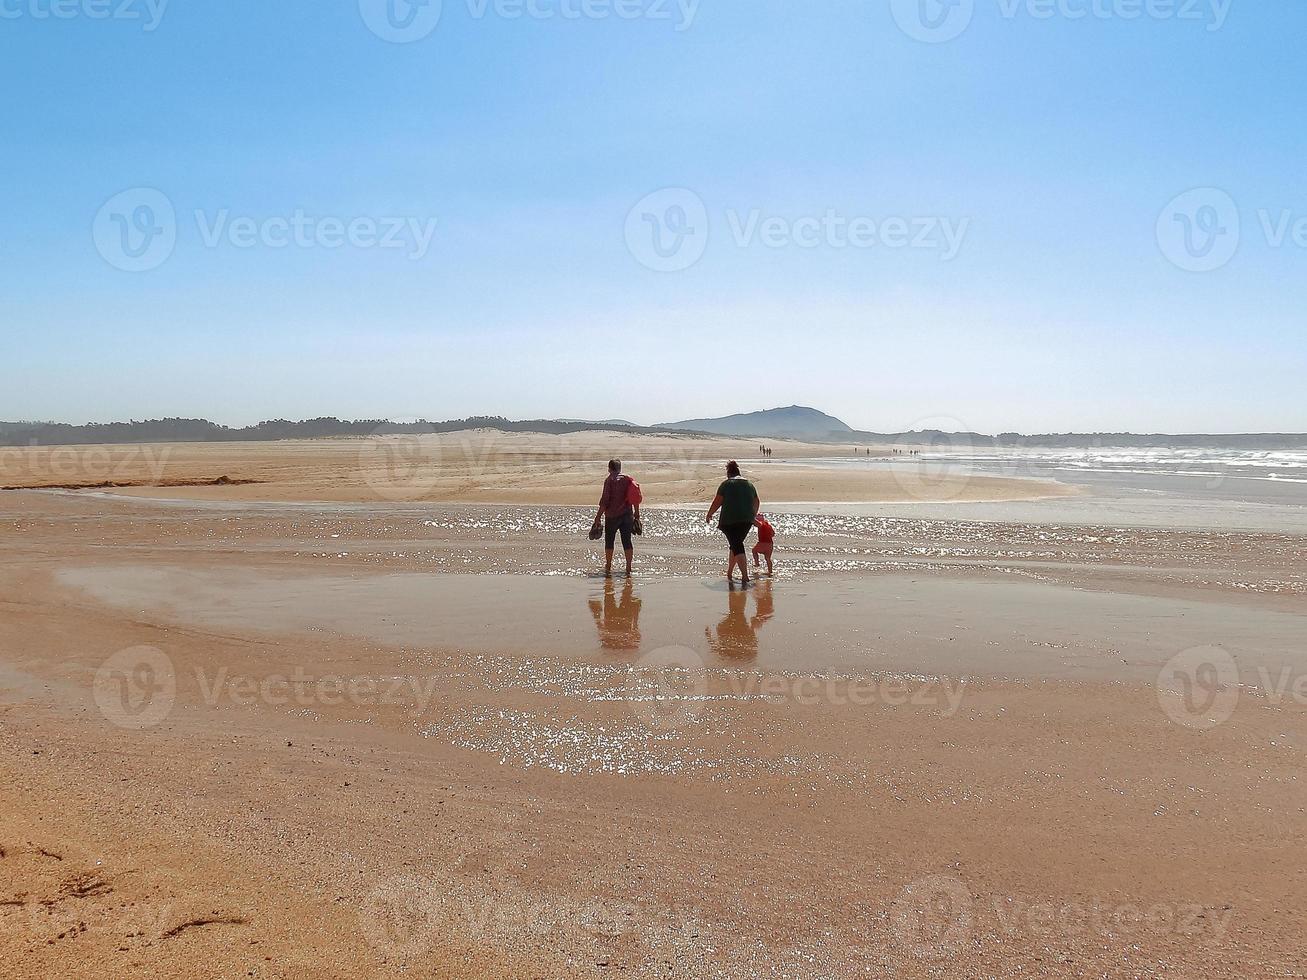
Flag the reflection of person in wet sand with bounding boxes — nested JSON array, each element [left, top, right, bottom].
[[703, 580, 774, 662], [587, 578, 642, 651]]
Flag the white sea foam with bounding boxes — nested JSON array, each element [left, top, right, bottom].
[[919, 448, 1307, 485]]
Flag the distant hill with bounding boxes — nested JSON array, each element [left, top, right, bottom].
[[654, 406, 1307, 449], [658, 406, 854, 441]]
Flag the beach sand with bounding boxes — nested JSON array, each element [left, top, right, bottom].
[[0, 431, 1074, 504], [1, 435, 1303, 978]]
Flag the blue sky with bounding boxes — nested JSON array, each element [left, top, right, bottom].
[[2, 0, 1303, 433]]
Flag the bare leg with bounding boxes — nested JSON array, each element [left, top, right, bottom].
[[623, 548, 633, 576], [604, 549, 613, 577]]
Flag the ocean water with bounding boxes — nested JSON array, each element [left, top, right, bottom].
[[775, 448, 1307, 532], [798, 447, 1307, 503], [943, 447, 1307, 487]]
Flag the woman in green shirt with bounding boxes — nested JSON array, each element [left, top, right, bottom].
[[705, 460, 761, 585]]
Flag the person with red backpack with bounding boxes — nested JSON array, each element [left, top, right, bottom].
[[591, 458, 642, 577]]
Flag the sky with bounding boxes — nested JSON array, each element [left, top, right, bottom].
[[2, 0, 1304, 434]]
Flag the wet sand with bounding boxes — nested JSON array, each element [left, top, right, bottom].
[[1, 459, 1306, 977]]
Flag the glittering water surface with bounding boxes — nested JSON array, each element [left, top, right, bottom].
[[14, 489, 1305, 592], [419, 647, 953, 778], [265, 506, 1307, 594], [430, 707, 719, 776]]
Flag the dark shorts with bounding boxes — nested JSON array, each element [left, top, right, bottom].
[[605, 511, 634, 551], [719, 521, 752, 556]]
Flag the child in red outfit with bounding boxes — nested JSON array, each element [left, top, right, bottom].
[[752, 514, 775, 575]]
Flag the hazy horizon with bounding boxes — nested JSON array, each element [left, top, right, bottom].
[[4, 2, 1304, 433], [8, 404, 1307, 438]]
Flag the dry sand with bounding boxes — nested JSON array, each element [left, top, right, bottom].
[[0, 431, 1074, 505], [0, 436, 1303, 979]]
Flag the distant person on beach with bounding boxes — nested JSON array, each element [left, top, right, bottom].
[[591, 458, 641, 577], [705, 460, 760, 585], [752, 513, 775, 576]]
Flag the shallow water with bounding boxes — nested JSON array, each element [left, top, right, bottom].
[[58, 566, 1307, 684], [13, 490, 1304, 598]]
